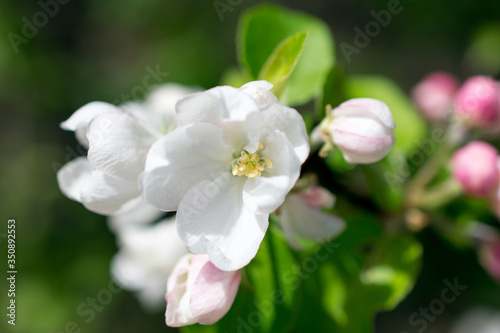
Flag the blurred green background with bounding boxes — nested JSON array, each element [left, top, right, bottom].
[[1, 0, 500, 332]]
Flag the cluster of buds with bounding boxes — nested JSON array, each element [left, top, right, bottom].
[[412, 73, 500, 130]]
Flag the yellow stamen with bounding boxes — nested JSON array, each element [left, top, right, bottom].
[[231, 142, 273, 179]]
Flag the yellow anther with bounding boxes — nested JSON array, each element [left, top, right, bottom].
[[231, 142, 273, 179]]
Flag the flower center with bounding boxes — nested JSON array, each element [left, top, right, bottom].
[[232, 142, 272, 179]]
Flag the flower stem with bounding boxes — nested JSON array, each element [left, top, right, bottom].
[[406, 142, 453, 208], [414, 178, 462, 210]]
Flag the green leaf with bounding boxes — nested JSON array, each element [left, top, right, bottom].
[[346, 75, 427, 155], [219, 66, 251, 88], [324, 146, 355, 175], [360, 151, 406, 211], [465, 22, 500, 74], [258, 31, 308, 99], [294, 216, 422, 332], [318, 66, 348, 120], [360, 234, 422, 309], [182, 217, 421, 333], [242, 224, 299, 332], [237, 4, 335, 105]]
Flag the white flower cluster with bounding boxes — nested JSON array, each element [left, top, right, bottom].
[[57, 80, 395, 326]]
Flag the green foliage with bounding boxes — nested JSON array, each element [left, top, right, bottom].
[[182, 218, 422, 333], [465, 22, 500, 74], [360, 155, 405, 211], [237, 4, 335, 105], [8, 1, 500, 332], [258, 31, 308, 99], [297, 216, 422, 332], [318, 66, 348, 119]]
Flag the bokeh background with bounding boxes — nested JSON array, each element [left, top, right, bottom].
[[1, 0, 500, 332]]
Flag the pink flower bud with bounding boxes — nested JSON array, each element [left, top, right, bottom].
[[296, 185, 335, 211], [480, 241, 500, 280], [454, 76, 500, 127], [452, 141, 499, 197], [280, 185, 345, 250], [166, 254, 240, 327], [328, 98, 395, 164], [411, 72, 458, 121]]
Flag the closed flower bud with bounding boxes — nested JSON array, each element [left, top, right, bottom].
[[452, 141, 499, 197], [327, 98, 395, 164], [454, 76, 500, 127], [480, 240, 500, 281], [412, 72, 458, 121], [166, 254, 241, 327]]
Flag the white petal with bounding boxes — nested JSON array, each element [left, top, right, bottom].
[[176, 86, 262, 153], [107, 200, 164, 232], [111, 218, 188, 311], [57, 157, 92, 202], [80, 170, 140, 215], [61, 102, 118, 148], [243, 131, 302, 214], [117, 218, 187, 274], [239, 80, 278, 109], [175, 91, 220, 126], [111, 252, 169, 311], [331, 116, 388, 138], [119, 102, 162, 137], [166, 254, 197, 327], [310, 125, 325, 146], [280, 193, 345, 250], [332, 129, 394, 164], [140, 123, 233, 212], [87, 111, 159, 181], [260, 103, 310, 163], [147, 83, 198, 130], [240, 80, 273, 92], [177, 177, 268, 271]]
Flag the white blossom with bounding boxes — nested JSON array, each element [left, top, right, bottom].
[[57, 84, 196, 224], [140, 81, 309, 271]]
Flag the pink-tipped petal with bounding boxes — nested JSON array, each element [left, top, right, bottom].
[[190, 262, 241, 325], [335, 98, 395, 129], [332, 129, 394, 164], [297, 185, 336, 211]]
